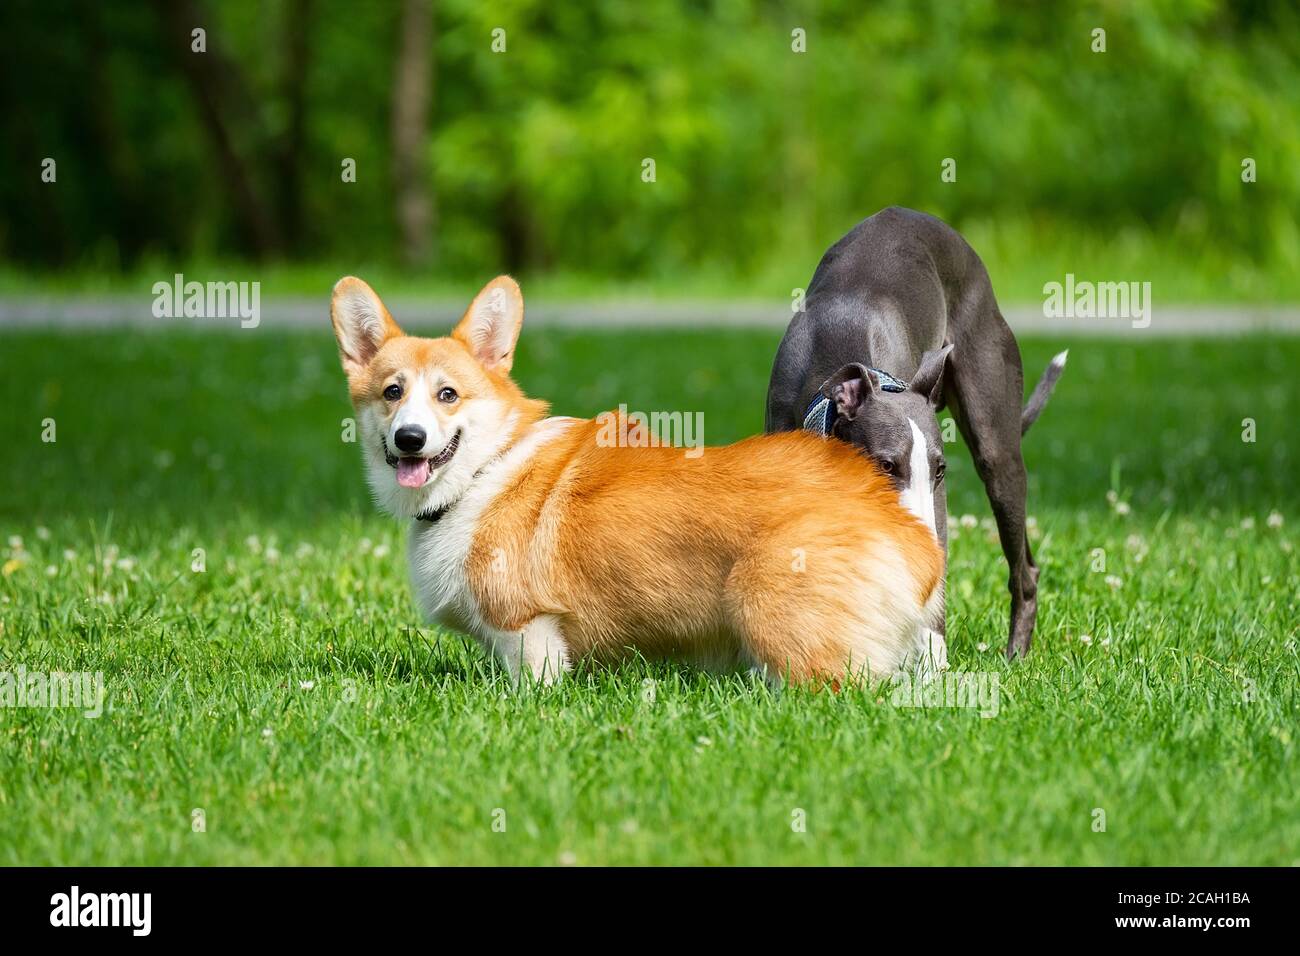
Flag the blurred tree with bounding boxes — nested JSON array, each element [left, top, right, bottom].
[[392, 0, 435, 267], [276, 0, 315, 254], [0, 0, 1297, 285], [149, 0, 283, 259]]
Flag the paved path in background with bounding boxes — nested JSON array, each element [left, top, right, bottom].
[[2, 296, 1299, 336]]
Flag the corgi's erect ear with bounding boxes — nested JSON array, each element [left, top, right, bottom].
[[452, 276, 524, 374], [331, 276, 403, 379]]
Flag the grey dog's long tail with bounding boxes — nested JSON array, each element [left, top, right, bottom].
[[1021, 350, 1068, 435]]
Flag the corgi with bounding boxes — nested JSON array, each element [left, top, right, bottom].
[[330, 275, 945, 685]]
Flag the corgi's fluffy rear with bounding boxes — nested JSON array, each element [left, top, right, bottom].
[[331, 275, 944, 685]]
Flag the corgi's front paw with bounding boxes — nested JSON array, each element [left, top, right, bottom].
[[493, 615, 570, 687], [915, 627, 948, 682]]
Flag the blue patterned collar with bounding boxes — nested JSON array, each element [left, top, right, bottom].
[[803, 367, 908, 436]]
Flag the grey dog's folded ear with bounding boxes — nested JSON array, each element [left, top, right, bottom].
[[910, 344, 954, 406], [823, 363, 880, 421]]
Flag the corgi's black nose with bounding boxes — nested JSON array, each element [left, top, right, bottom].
[[394, 425, 426, 453]]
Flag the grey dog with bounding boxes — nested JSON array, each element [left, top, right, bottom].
[[766, 207, 1065, 660]]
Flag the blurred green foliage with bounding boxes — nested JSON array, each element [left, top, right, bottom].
[[2, 0, 1298, 297]]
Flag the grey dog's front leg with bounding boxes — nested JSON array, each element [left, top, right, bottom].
[[947, 348, 1039, 659], [933, 477, 948, 637], [765, 316, 815, 433]]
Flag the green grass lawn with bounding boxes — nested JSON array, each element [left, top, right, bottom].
[[1, 325, 1296, 865]]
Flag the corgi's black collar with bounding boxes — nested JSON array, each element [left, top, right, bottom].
[[415, 503, 452, 524], [412, 452, 505, 525]]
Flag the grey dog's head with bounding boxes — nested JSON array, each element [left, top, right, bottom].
[[821, 344, 953, 534]]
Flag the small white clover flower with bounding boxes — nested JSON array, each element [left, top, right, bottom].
[[1079, 634, 1093, 646], [1266, 511, 1283, 529]]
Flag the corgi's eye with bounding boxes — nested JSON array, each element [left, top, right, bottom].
[[383, 384, 402, 401], [438, 387, 458, 404]]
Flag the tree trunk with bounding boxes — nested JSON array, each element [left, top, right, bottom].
[[277, 0, 314, 254], [150, 0, 283, 260], [391, 0, 435, 268]]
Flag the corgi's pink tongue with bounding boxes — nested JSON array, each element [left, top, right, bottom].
[[396, 458, 431, 488]]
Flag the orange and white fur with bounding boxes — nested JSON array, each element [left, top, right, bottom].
[[331, 275, 945, 686]]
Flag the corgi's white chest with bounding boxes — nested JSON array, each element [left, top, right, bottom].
[[405, 417, 577, 642], [408, 506, 482, 634]]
